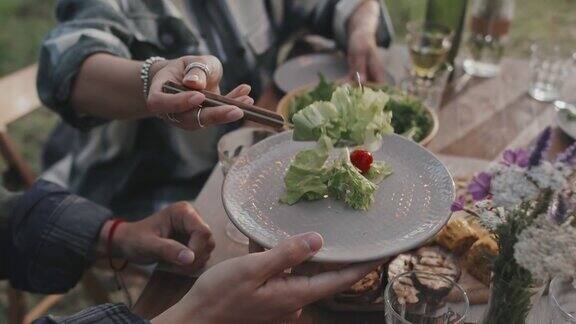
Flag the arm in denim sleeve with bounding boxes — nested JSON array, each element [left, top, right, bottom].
[[33, 303, 149, 324], [37, 0, 133, 130], [7, 180, 112, 293], [281, 0, 393, 48]]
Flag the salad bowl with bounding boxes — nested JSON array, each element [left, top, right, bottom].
[[222, 131, 455, 263], [276, 82, 439, 147]]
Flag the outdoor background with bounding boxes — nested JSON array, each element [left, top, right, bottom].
[[0, 0, 574, 320]]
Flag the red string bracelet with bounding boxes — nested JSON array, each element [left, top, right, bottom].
[[106, 219, 128, 271]]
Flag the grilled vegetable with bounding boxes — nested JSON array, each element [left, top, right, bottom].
[[435, 218, 480, 255], [387, 254, 420, 304], [411, 246, 461, 298], [336, 267, 384, 304], [463, 235, 498, 285]]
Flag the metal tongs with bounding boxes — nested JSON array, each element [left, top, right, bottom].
[[162, 81, 291, 129]]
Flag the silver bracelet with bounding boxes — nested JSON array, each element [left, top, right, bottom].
[[140, 56, 166, 99]]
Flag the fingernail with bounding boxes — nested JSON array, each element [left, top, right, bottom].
[[177, 249, 195, 264], [226, 107, 244, 120], [185, 74, 199, 82], [302, 232, 323, 252], [189, 93, 203, 104]]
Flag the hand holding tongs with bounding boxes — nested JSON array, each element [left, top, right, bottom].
[[162, 81, 291, 129]]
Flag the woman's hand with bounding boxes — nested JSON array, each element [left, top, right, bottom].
[[153, 232, 381, 324], [100, 202, 215, 275], [147, 55, 254, 130], [346, 0, 386, 82]]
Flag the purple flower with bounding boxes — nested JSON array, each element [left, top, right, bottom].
[[468, 172, 492, 201], [556, 141, 576, 165], [501, 148, 530, 167], [548, 194, 568, 224], [451, 195, 466, 212], [528, 127, 552, 168]]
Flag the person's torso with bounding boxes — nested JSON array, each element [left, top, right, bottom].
[[43, 0, 280, 217]]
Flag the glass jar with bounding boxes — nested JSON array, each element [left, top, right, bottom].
[[463, 0, 515, 78]]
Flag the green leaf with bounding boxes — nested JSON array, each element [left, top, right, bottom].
[[287, 74, 337, 122], [385, 93, 433, 142], [364, 161, 393, 184], [292, 101, 340, 142], [327, 149, 378, 210], [292, 85, 394, 147], [280, 142, 331, 205]]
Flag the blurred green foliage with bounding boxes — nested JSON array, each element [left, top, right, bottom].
[[0, 0, 56, 75]]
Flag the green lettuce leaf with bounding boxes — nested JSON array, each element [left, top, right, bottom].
[[280, 138, 332, 205], [292, 101, 341, 142], [364, 161, 393, 184], [292, 85, 393, 148], [288, 74, 337, 122], [327, 149, 377, 210]]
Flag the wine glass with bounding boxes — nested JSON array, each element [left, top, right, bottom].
[[217, 127, 276, 244], [385, 271, 469, 324], [549, 275, 576, 323], [406, 21, 453, 79]]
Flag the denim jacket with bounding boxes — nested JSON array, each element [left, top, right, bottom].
[[1, 181, 148, 323]]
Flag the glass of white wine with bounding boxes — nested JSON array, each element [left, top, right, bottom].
[[407, 21, 454, 79]]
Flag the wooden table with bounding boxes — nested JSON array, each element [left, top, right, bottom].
[[132, 47, 576, 322]]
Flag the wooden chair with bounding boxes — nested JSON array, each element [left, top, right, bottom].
[[0, 65, 110, 324]]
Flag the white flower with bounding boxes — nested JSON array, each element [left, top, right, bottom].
[[474, 200, 505, 230], [491, 166, 539, 208], [514, 215, 576, 284], [527, 161, 568, 191]]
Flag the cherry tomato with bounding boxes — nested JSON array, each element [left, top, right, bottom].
[[350, 149, 373, 173]]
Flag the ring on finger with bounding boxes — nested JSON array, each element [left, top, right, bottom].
[[185, 62, 211, 78], [196, 108, 205, 128]]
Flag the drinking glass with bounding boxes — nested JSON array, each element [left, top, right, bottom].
[[401, 63, 453, 111], [217, 127, 276, 244], [406, 21, 454, 79], [549, 276, 576, 323], [385, 271, 469, 324], [528, 44, 575, 102], [463, 0, 514, 78]]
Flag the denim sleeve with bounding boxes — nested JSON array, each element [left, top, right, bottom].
[[37, 0, 133, 130], [33, 303, 149, 324], [282, 0, 393, 49], [7, 180, 112, 293], [332, 0, 394, 48]]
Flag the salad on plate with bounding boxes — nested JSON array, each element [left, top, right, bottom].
[[287, 75, 434, 143], [281, 84, 395, 210]]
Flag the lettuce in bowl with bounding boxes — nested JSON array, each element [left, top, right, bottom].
[[292, 85, 394, 149]]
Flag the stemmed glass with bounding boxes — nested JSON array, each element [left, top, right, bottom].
[[403, 21, 453, 111], [406, 21, 453, 79], [549, 276, 576, 323], [385, 271, 469, 324], [217, 127, 276, 244]]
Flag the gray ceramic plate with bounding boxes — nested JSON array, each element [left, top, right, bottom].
[[273, 52, 395, 93], [556, 110, 576, 139], [222, 132, 455, 263]]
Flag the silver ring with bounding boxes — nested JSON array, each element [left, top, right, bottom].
[[196, 108, 205, 128], [162, 113, 180, 124], [185, 62, 211, 78]]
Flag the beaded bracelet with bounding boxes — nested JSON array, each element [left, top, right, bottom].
[[140, 56, 166, 99]]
